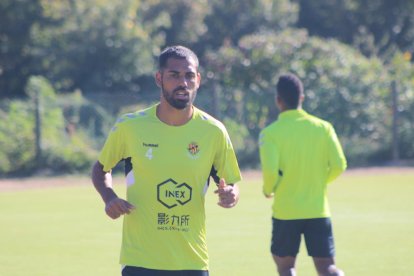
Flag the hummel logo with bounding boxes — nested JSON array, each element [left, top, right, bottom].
[[143, 142, 159, 147]]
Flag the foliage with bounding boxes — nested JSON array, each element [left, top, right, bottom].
[[296, 0, 414, 61], [198, 0, 298, 53], [26, 76, 65, 145], [389, 52, 414, 159], [222, 118, 255, 166], [0, 0, 45, 98], [0, 76, 96, 176], [203, 29, 392, 166], [1, 1, 414, 174], [0, 100, 36, 174], [58, 90, 114, 147], [137, 0, 210, 49], [30, 0, 155, 94]]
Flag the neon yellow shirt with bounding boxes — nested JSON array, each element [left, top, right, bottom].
[[98, 104, 241, 270], [259, 109, 346, 219]]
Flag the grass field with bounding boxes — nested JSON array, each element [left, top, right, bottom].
[[0, 168, 413, 275]]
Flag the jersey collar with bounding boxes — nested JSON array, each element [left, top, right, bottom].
[[278, 109, 307, 120]]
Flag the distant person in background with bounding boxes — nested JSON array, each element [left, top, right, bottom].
[[92, 45, 241, 276], [259, 73, 347, 276]]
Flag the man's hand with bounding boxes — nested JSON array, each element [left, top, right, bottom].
[[214, 178, 239, 208], [105, 197, 135, 219]]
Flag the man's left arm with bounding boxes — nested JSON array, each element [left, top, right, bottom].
[[326, 125, 347, 183], [212, 127, 242, 208]]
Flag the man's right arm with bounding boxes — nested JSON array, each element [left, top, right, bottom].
[[91, 161, 135, 219], [259, 131, 280, 197]]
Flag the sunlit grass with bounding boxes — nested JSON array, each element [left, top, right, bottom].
[[1, 169, 413, 275]]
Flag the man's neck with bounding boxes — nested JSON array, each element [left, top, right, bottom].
[[280, 106, 302, 113], [156, 103, 193, 126]]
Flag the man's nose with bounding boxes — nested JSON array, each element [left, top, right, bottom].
[[177, 75, 188, 87]]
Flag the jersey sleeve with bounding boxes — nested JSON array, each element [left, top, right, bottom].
[[212, 127, 242, 185], [326, 124, 347, 183], [98, 118, 127, 172], [259, 130, 280, 196]]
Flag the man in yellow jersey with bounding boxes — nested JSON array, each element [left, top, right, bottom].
[[91, 45, 242, 276], [259, 73, 347, 276]]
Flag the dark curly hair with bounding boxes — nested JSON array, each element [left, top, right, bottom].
[[158, 45, 199, 70], [276, 73, 304, 109]]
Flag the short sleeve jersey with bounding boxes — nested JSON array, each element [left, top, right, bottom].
[[98, 104, 242, 270]]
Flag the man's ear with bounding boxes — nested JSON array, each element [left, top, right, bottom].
[[275, 94, 284, 111], [299, 93, 305, 104], [196, 72, 201, 89], [155, 71, 162, 88], [275, 94, 281, 105]]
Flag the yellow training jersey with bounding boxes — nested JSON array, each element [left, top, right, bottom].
[[259, 109, 346, 220], [98, 104, 241, 270]]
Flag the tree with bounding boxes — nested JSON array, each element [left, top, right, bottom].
[[136, 0, 298, 56], [202, 29, 392, 166], [199, 0, 297, 54], [31, 0, 155, 95], [137, 0, 209, 49], [295, 0, 414, 60], [388, 52, 414, 161], [350, 0, 414, 60], [0, 0, 46, 98]]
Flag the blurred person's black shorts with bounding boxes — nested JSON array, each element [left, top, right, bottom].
[[271, 217, 335, 257]]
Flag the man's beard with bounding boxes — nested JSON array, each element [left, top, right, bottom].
[[162, 86, 196, 110]]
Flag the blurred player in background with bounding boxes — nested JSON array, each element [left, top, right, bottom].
[[259, 73, 347, 276]]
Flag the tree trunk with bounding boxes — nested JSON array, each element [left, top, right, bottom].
[[391, 80, 399, 162], [35, 88, 42, 164]]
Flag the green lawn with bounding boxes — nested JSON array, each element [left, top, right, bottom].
[[1, 169, 413, 275]]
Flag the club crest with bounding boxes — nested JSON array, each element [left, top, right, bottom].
[[187, 142, 200, 158]]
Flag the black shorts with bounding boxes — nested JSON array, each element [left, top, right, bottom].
[[121, 266, 209, 276], [271, 217, 335, 258]]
